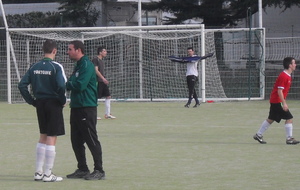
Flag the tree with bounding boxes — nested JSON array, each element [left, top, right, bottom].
[[143, 0, 300, 28], [58, 0, 105, 27], [6, 12, 62, 28], [2, 0, 56, 4], [2, 0, 106, 27]]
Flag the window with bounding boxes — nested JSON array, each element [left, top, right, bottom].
[[142, 17, 157, 26]]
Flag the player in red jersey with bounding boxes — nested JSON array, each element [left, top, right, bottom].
[[253, 57, 299, 145]]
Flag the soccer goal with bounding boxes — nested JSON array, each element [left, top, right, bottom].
[[5, 25, 265, 103]]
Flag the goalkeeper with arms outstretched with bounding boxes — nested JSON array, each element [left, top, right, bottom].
[[169, 47, 213, 108]]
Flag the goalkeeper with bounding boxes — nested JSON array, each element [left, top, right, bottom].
[[169, 47, 213, 108]]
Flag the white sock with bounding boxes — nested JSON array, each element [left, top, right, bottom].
[[285, 123, 293, 139], [257, 120, 271, 136], [105, 98, 111, 115], [44, 145, 56, 176], [36, 143, 46, 173]]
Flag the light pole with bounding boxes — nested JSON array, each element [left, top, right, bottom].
[[258, 0, 262, 28], [138, 0, 142, 26], [60, 13, 63, 27]]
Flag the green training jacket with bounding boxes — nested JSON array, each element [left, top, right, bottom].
[[18, 57, 67, 106], [66, 55, 98, 108]]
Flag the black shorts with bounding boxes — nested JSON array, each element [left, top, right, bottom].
[[36, 99, 65, 136], [97, 82, 111, 98], [268, 103, 293, 123]]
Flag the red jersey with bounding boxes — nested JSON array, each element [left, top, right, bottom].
[[269, 71, 292, 103]]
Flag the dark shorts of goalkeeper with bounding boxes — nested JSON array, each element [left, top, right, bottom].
[[268, 103, 293, 123]]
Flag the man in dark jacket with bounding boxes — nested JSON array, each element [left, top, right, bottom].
[[18, 39, 66, 182], [66, 40, 105, 180]]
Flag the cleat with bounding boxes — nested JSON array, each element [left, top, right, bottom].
[[97, 117, 101, 120], [184, 103, 190, 108], [34, 172, 44, 181], [43, 173, 63, 182], [66, 169, 90, 179], [193, 103, 200, 108], [253, 134, 266, 144], [105, 114, 116, 119], [84, 170, 105, 180], [286, 137, 300, 145]]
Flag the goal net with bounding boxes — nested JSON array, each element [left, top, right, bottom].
[[5, 25, 265, 103]]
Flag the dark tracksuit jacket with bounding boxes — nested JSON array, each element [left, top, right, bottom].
[[18, 57, 67, 105], [66, 55, 98, 108]]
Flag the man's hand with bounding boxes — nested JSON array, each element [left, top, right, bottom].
[[103, 78, 109, 85], [282, 102, 289, 111]]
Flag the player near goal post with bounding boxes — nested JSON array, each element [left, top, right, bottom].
[[169, 47, 214, 108], [92, 46, 116, 119]]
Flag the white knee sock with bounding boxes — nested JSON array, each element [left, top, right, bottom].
[[36, 143, 46, 173], [44, 145, 56, 176], [285, 123, 293, 139], [105, 98, 111, 115], [257, 120, 271, 136]]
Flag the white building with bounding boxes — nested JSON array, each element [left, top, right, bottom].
[[255, 6, 300, 37]]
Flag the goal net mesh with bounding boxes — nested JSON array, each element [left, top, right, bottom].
[[7, 26, 264, 103]]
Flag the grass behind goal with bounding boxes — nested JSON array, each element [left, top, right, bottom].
[[1, 100, 300, 190]]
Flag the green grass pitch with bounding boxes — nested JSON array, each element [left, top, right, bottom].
[[1, 100, 300, 190]]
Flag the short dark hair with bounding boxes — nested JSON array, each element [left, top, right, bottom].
[[70, 40, 85, 54], [97, 46, 106, 55], [283, 57, 295, 69], [43, 39, 57, 54], [187, 47, 193, 51]]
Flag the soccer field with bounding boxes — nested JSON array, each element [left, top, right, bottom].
[[1, 100, 300, 190]]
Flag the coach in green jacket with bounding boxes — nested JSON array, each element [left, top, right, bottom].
[[66, 40, 105, 180], [66, 53, 97, 108]]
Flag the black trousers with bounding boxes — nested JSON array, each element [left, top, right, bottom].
[[70, 107, 104, 172], [186, 75, 199, 104]]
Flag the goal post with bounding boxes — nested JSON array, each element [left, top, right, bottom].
[[0, 0, 11, 104], [5, 25, 265, 103]]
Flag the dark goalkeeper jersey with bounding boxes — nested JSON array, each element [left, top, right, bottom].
[[18, 57, 67, 105], [92, 56, 105, 83]]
